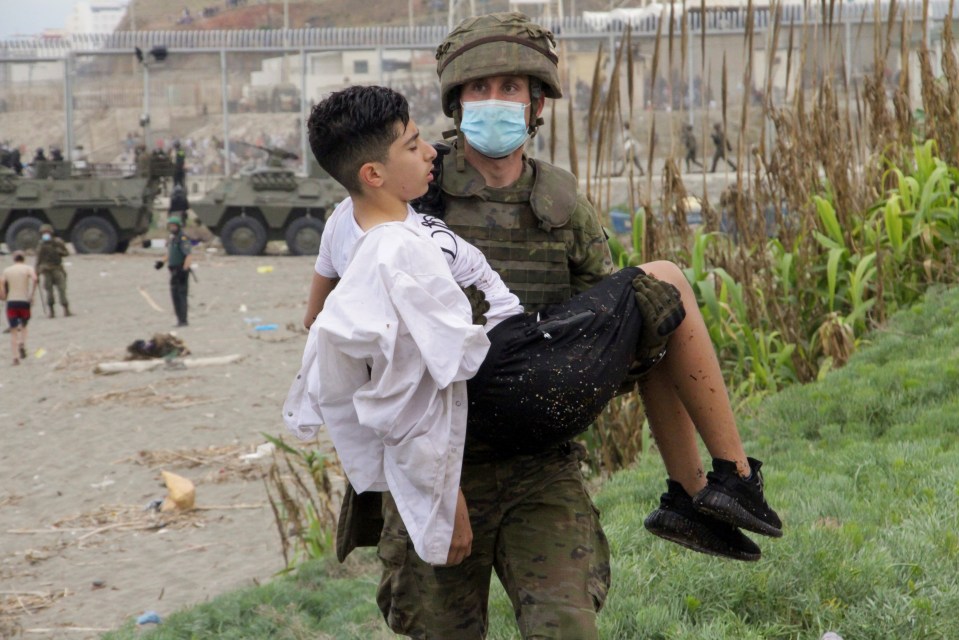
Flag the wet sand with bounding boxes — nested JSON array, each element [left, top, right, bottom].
[[0, 246, 324, 637]]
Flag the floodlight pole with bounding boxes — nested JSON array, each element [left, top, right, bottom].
[[142, 60, 151, 150], [63, 52, 75, 159]]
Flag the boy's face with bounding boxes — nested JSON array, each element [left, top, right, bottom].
[[379, 118, 437, 202]]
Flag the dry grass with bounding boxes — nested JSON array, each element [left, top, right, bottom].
[[52, 503, 201, 532], [122, 443, 269, 482], [585, 2, 959, 472], [263, 438, 343, 569], [0, 589, 68, 630]]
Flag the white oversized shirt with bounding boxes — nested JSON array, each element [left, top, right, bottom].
[[316, 198, 522, 329], [285, 215, 490, 565]]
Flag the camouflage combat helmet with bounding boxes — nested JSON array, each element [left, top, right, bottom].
[[167, 215, 183, 226], [39, 223, 54, 234], [436, 12, 562, 118]]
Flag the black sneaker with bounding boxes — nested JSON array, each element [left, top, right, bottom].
[[693, 457, 783, 538], [644, 480, 761, 562]]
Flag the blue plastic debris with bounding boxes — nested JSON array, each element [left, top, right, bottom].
[[254, 324, 279, 331], [137, 610, 162, 625]]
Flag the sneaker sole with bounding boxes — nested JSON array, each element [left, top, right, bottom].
[[693, 488, 783, 538], [644, 510, 761, 562]]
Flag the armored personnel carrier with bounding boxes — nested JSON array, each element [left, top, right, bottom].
[[191, 145, 344, 256], [0, 154, 171, 254]]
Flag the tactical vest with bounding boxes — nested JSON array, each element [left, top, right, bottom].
[[36, 240, 65, 271], [439, 153, 577, 311], [167, 233, 190, 267]]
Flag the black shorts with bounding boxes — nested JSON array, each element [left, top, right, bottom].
[[467, 267, 642, 454]]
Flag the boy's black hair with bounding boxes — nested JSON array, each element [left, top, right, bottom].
[[307, 85, 410, 194]]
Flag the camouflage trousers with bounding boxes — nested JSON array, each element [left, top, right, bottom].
[[40, 268, 68, 309], [376, 443, 610, 639]]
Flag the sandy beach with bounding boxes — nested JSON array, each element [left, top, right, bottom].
[[0, 243, 325, 637]]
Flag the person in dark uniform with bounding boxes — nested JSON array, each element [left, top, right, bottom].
[[710, 122, 736, 172], [172, 140, 186, 188], [154, 215, 192, 327], [682, 124, 703, 172]]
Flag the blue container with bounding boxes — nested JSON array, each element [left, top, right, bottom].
[[610, 210, 632, 234]]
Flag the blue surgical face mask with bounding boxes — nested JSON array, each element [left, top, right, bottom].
[[460, 99, 530, 158], [41, 233, 52, 241]]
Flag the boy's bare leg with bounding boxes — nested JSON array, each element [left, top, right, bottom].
[[640, 260, 750, 479], [637, 261, 780, 553], [10, 327, 20, 363], [639, 373, 704, 495]]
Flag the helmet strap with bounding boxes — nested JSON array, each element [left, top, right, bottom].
[[448, 106, 468, 172], [529, 115, 545, 138], [527, 77, 544, 136]]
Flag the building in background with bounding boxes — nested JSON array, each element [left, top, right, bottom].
[[66, 1, 129, 35]]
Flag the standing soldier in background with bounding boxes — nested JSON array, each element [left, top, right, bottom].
[[172, 140, 186, 188], [154, 216, 192, 327], [619, 120, 645, 176], [1, 251, 37, 365], [710, 122, 736, 172], [169, 182, 190, 225], [35, 224, 71, 318], [135, 144, 150, 176], [682, 123, 703, 172]]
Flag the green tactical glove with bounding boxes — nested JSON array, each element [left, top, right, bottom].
[[632, 271, 686, 365], [461, 284, 490, 326]]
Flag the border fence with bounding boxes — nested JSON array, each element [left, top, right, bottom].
[[1, 2, 956, 178]]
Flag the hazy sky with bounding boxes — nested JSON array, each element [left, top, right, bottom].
[[0, 0, 80, 38]]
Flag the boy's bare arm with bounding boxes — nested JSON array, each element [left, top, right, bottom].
[[303, 273, 338, 329]]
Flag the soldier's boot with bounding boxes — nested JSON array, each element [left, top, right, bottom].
[[63, 304, 72, 317], [48, 306, 55, 318]]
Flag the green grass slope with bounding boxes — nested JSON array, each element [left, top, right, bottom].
[[106, 286, 959, 639]]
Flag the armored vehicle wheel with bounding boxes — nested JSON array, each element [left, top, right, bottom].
[[5, 216, 43, 251], [221, 216, 267, 255], [284, 216, 325, 256], [71, 216, 119, 254]]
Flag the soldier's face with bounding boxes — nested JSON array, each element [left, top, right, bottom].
[[459, 75, 546, 128], [460, 75, 531, 104]]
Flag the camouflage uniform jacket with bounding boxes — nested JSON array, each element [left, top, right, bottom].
[[35, 238, 69, 275]]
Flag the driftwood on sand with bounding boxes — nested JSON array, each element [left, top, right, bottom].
[[94, 354, 244, 375]]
